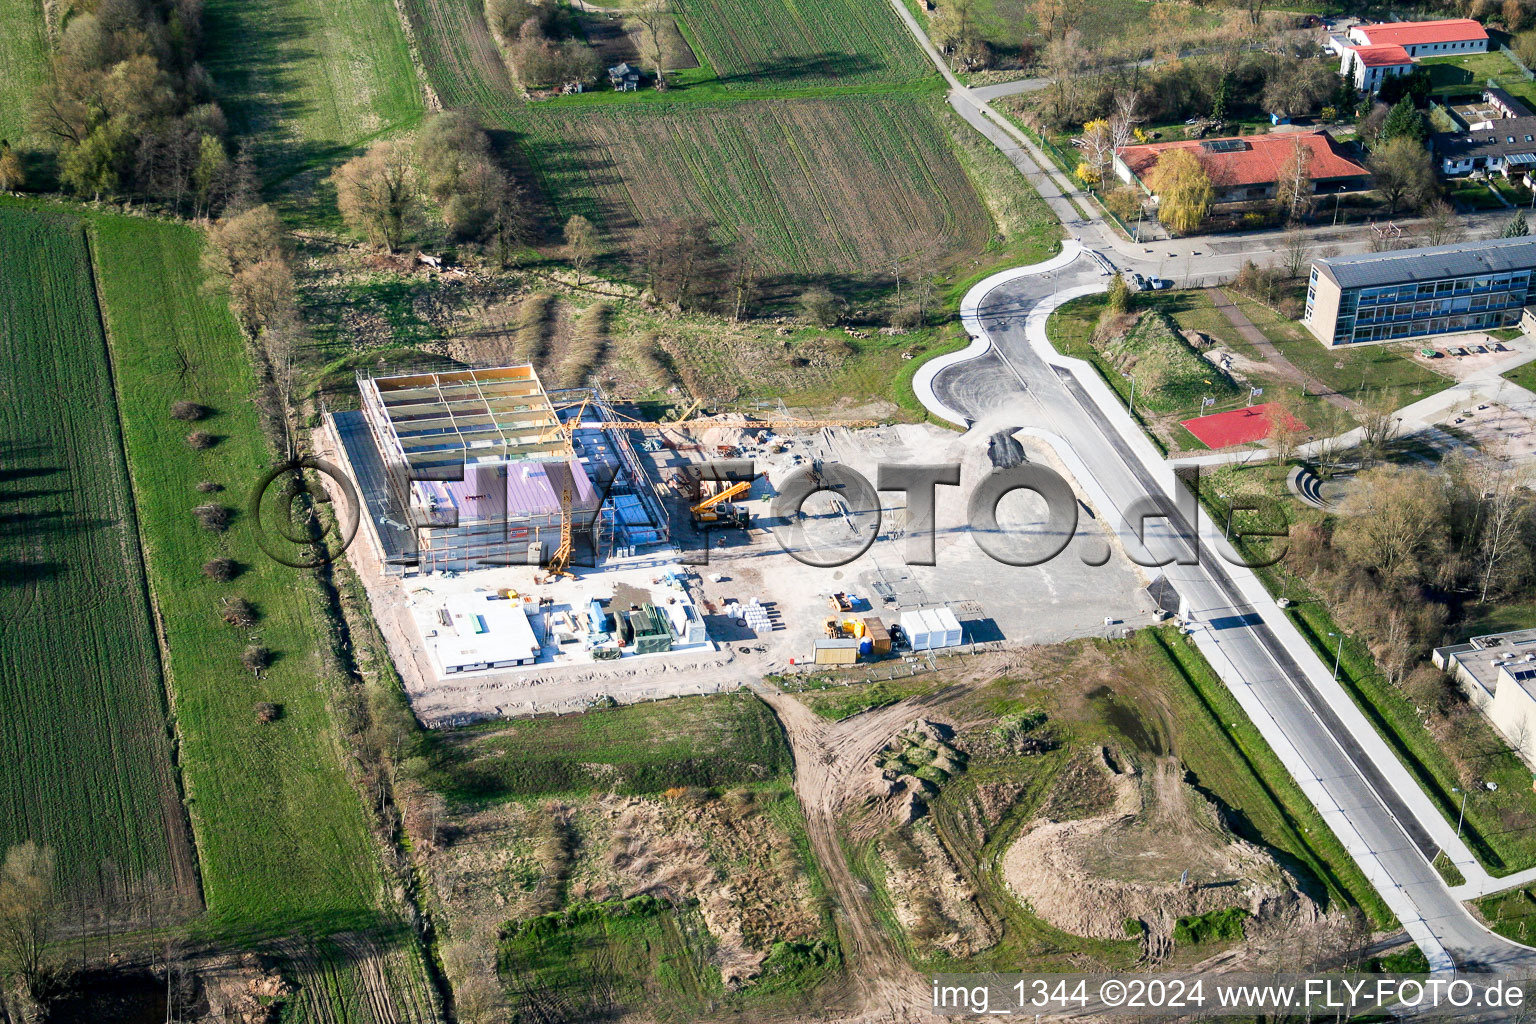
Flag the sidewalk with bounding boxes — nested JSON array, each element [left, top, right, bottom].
[[918, 258, 1536, 970], [1207, 287, 1361, 414]]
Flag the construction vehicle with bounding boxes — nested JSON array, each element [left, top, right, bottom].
[[691, 479, 751, 527], [823, 616, 867, 640]]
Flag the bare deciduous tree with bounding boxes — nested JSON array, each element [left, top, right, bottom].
[[563, 214, 600, 286], [0, 842, 60, 1014], [1335, 464, 1448, 584], [331, 140, 417, 252], [633, 0, 671, 90], [1274, 137, 1314, 225]]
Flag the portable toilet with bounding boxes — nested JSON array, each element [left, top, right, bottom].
[[863, 617, 891, 655]]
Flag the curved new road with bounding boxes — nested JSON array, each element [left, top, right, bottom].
[[916, 246, 1536, 975]]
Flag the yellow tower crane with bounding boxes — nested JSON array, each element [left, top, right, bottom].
[[532, 397, 590, 581]]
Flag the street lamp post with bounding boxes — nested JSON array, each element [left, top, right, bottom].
[[1328, 631, 1344, 681], [1452, 786, 1468, 839], [1121, 371, 1135, 418]]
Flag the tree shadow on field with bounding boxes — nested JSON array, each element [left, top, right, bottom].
[[717, 52, 883, 86], [204, 0, 323, 141], [0, 439, 120, 588], [488, 127, 636, 245]]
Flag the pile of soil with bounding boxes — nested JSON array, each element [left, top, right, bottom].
[[1001, 750, 1318, 945]]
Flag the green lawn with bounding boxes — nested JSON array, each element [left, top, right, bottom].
[[89, 212, 387, 937], [0, 205, 197, 913], [1142, 287, 1453, 414], [1503, 360, 1536, 393], [1424, 50, 1536, 110], [427, 692, 792, 802], [0, 0, 48, 144], [1447, 179, 1510, 212], [203, 0, 423, 178], [1476, 887, 1536, 946]]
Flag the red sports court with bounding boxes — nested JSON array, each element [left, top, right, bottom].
[[1179, 403, 1303, 449]]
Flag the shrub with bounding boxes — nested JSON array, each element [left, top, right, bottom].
[[195, 480, 222, 493], [171, 400, 209, 421], [889, 303, 922, 331], [193, 503, 232, 531], [221, 596, 258, 628], [255, 702, 281, 723], [800, 286, 842, 327], [1106, 273, 1132, 314], [203, 557, 238, 581], [1173, 907, 1248, 945], [242, 645, 272, 675], [186, 430, 218, 449]]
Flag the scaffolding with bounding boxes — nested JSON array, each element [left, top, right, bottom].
[[348, 368, 669, 574]]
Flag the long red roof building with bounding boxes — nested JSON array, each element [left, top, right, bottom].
[[1350, 18, 1487, 48], [1115, 132, 1369, 192]]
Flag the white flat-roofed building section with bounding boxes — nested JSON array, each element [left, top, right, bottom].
[[901, 606, 963, 650], [435, 594, 540, 674], [1433, 628, 1536, 763]]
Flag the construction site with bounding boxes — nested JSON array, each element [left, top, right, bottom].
[[321, 366, 1161, 724]]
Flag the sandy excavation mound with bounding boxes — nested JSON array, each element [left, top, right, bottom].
[[1002, 749, 1319, 945]]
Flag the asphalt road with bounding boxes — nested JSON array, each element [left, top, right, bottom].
[[882, 0, 1536, 975], [927, 255, 1536, 973]]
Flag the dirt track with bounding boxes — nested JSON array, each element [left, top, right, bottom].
[[750, 682, 959, 1023]]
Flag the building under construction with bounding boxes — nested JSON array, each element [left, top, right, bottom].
[[328, 365, 669, 575]]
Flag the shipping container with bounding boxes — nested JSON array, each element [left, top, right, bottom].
[[813, 638, 859, 665], [863, 617, 891, 655]]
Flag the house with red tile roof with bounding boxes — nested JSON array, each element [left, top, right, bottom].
[[1347, 18, 1488, 54], [1340, 43, 1416, 93], [1113, 132, 1370, 206], [1334, 18, 1488, 93]]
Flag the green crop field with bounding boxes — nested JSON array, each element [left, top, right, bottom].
[[507, 96, 994, 277], [675, 0, 929, 87], [401, 0, 519, 113], [0, 205, 199, 915], [203, 0, 423, 176], [0, 0, 48, 143], [429, 691, 792, 802], [87, 213, 385, 937]]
